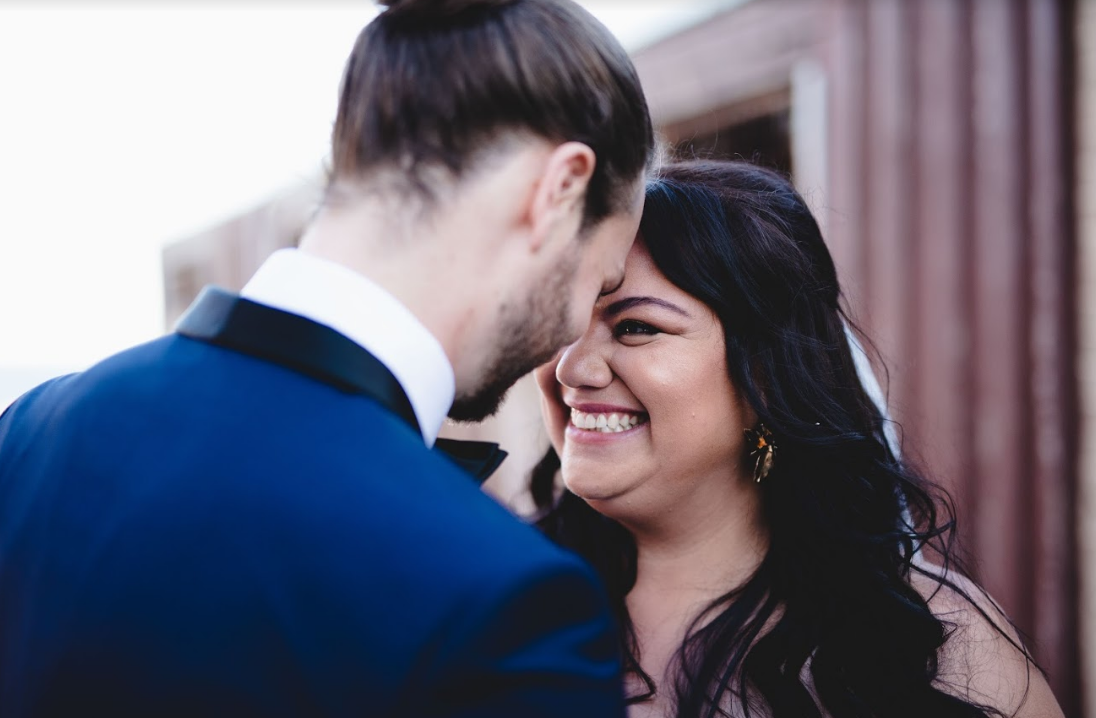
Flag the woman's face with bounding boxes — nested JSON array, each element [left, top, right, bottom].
[[535, 238, 753, 523]]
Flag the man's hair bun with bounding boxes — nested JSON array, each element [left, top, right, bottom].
[[376, 0, 515, 21]]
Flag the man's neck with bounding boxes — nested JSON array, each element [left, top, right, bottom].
[[240, 247, 457, 445], [296, 201, 502, 404]]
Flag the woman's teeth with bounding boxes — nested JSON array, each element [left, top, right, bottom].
[[569, 409, 646, 433]]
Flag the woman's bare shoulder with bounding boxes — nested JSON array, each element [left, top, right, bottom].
[[908, 558, 1063, 718]]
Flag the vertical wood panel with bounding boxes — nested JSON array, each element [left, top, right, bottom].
[[826, 0, 869, 308], [863, 0, 914, 421], [1024, 0, 1079, 710], [968, 0, 1032, 627], [911, 0, 974, 521]]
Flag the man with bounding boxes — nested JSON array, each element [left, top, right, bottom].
[[0, 0, 654, 715]]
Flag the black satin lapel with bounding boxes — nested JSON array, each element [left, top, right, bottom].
[[176, 287, 421, 436]]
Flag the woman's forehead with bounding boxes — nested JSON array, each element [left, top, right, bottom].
[[592, 240, 663, 304], [598, 239, 710, 318]]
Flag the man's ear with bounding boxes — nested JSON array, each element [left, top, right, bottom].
[[528, 142, 596, 252]]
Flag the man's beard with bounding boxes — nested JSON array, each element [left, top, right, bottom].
[[448, 257, 576, 422]]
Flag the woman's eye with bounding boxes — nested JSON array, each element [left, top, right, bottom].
[[613, 320, 659, 338]]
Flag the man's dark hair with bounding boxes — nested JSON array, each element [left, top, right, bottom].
[[330, 0, 654, 228]]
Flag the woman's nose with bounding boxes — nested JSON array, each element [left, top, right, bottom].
[[555, 324, 613, 390]]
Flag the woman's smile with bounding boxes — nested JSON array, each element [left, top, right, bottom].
[[567, 403, 649, 439], [569, 408, 647, 433]]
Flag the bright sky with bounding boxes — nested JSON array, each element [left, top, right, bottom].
[[0, 0, 733, 405]]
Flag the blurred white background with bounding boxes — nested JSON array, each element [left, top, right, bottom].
[[0, 0, 734, 408]]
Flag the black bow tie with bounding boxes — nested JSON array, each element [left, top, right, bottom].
[[176, 287, 508, 483], [434, 438, 508, 485]]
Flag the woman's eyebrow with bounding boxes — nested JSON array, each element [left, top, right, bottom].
[[602, 296, 692, 318]]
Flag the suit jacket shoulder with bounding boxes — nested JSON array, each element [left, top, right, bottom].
[[0, 335, 624, 717]]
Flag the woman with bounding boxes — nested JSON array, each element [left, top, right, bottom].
[[531, 161, 1063, 717]]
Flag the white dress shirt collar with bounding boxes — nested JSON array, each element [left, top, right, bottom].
[[240, 248, 455, 446]]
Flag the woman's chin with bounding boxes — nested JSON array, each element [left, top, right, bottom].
[[565, 483, 618, 504], [561, 470, 633, 507]]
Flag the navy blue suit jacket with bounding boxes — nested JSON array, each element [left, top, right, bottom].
[[0, 289, 624, 717]]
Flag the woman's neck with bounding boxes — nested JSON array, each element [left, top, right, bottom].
[[627, 479, 768, 604], [620, 476, 768, 715]]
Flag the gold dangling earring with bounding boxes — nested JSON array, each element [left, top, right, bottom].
[[744, 423, 776, 483]]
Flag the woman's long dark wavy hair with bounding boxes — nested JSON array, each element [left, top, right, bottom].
[[531, 160, 1033, 717]]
